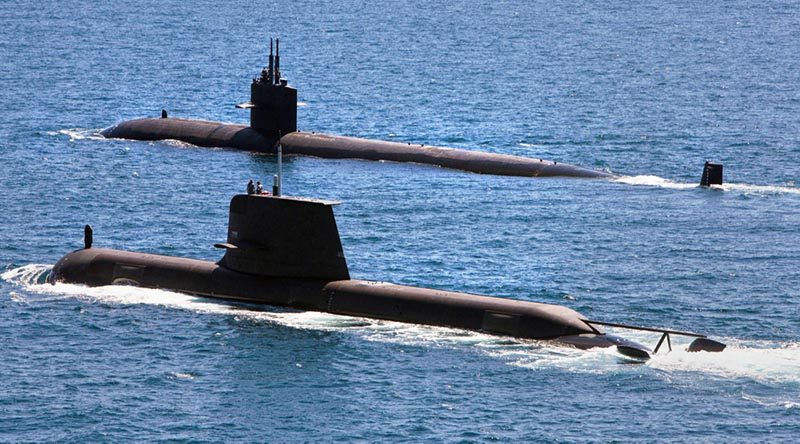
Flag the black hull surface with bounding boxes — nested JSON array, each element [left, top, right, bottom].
[[50, 247, 645, 354], [102, 118, 613, 179]]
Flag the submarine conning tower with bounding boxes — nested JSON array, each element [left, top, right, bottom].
[[237, 38, 297, 141], [215, 194, 349, 281]]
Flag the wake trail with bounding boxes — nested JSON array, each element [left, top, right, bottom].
[[4, 265, 800, 387], [615, 175, 800, 195], [51, 128, 106, 141]]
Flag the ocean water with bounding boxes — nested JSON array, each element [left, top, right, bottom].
[[2, 0, 799, 441]]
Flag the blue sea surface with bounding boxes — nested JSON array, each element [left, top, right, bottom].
[[2, 0, 799, 441]]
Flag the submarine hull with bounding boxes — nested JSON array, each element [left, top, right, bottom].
[[280, 132, 611, 178], [102, 118, 613, 179], [50, 247, 643, 352], [101, 118, 276, 151]]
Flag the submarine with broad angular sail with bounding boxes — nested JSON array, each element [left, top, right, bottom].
[[50, 183, 726, 360], [101, 38, 613, 179]]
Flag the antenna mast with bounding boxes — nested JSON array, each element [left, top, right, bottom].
[[267, 38, 274, 84], [274, 38, 281, 84]]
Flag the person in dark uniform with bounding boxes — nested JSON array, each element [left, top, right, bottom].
[[247, 179, 256, 194]]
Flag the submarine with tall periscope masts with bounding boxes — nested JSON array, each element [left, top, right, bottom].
[[102, 38, 620, 180]]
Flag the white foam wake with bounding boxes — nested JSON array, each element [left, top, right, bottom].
[[614, 175, 697, 189], [718, 182, 800, 195], [2, 264, 370, 330], [615, 175, 800, 195], [505, 330, 800, 391], [4, 265, 800, 387], [648, 338, 800, 384], [52, 128, 105, 141], [3, 266, 528, 345]]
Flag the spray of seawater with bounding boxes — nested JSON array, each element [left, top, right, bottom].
[[649, 339, 800, 384], [614, 175, 800, 196], [51, 128, 207, 151], [4, 265, 800, 388], [51, 128, 105, 141], [614, 175, 698, 190]]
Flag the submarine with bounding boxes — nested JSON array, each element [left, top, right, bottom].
[[50, 183, 726, 360], [101, 38, 615, 180]]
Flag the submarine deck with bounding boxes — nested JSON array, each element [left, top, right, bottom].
[[102, 117, 614, 179]]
